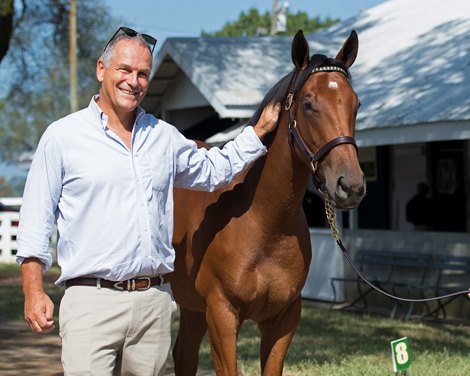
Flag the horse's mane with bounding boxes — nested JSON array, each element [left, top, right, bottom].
[[247, 54, 351, 130]]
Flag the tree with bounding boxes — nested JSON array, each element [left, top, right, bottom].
[[201, 8, 339, 37], [0, 0, 116, 161], [0, 0, 15, 62]]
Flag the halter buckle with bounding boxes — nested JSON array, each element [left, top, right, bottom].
[[310, 160, 318, 173], [285, 93, 294, 111]]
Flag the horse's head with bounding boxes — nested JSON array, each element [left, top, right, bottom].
[[287, 30, 365, 209]]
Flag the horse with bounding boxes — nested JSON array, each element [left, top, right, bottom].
[[168, 29, 366, 375]]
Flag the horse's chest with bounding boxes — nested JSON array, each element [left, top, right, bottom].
[[227, 253, 307, 304]]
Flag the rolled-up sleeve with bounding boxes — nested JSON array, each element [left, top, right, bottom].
[[173, 125, 267, 191], [16, 127, 63, 270]]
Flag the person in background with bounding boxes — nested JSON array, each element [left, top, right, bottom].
[[406, 182, 434, 231], [16, 26, 280, 376]]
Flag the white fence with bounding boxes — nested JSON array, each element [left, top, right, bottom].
[[0, 197, 21, 263], [0, 197, 58, 264]]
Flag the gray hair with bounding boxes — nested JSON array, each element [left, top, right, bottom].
[[99, 33, 153, 68]]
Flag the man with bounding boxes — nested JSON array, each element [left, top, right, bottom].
[[17, 27, 280, 375], [406, 182, 434, 231]]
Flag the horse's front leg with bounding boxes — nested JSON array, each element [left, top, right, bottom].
[[205, 292, 241, 376], [173, 307, 208, 376], [258, 296, 302, 375]]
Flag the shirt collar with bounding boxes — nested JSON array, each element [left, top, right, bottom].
[[88, 95, 146, 130]]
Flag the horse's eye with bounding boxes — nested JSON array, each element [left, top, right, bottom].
[[302, 100, 313, 111]]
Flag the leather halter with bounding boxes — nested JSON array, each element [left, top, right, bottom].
[[286, 65, 358, 190]]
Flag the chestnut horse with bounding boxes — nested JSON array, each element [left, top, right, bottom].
[[169, 30, 366, 375]]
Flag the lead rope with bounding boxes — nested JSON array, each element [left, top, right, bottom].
[[321, 190, 470, 303]]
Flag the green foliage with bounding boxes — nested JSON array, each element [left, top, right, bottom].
[[201, 8, 339, 37], [0, 0, 116, 161], [5, 175, 26, 196], [202, 8, 271, 37], [0, 176, 13, 196]]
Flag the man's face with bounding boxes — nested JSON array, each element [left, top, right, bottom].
[[96, 39, 152, 116]]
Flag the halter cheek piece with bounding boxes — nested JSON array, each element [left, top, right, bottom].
[[286, 66, 358, 191]]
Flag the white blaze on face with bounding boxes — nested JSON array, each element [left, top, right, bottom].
[[328, 81, 339, 90]]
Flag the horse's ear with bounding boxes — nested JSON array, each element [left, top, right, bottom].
[[291, 30, 310, 69], [335, 30, 359, 69]]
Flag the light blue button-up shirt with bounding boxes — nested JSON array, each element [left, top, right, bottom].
[[17, 97, 267, 284]]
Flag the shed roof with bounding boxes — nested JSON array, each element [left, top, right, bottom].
[[149, 0, 470, 146]]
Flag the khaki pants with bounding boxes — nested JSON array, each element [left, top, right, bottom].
[[59, 283, 177, 376]]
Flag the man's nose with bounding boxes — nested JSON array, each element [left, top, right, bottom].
[[128, 72, 139, 87]]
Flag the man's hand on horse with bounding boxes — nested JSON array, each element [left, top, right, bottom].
[[253, 102, 281, 140]]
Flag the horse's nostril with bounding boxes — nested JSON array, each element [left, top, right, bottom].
[[337, 177, 351, 196]]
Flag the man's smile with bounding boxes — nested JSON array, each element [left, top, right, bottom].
[[120, 88, 140, 96]]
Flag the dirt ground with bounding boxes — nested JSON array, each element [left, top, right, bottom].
[[0, 320, 63, 376], [0, 271, 213, 376], [0, 321, 215, 375], [0, 270, 64, 375]]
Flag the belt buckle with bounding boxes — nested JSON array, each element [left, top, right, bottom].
[[113, 277, 152, 291], [136, 277, 151, 291], [113, 280, 137, 291]]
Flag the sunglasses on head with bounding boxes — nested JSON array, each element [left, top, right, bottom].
[[103, 26, 157, 53]]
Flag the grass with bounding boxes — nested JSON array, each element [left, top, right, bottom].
[[2, 263, 469, 375], [173, 300, 470, 376]]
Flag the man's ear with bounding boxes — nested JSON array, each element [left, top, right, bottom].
[[96, 59, 105, 83]]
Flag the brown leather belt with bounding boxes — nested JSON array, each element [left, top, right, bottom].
[[65, 276, 168, 291]]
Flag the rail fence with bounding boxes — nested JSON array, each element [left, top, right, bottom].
[[0, 197, 57, 264], [0, 197, 22, 263]]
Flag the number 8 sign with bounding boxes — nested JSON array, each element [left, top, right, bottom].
[[390, 337, 412, 372]]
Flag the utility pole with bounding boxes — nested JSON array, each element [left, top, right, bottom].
[[69, 0, 78, 112], [270, 0, 279, 36]]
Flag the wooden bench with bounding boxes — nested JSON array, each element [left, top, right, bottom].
[[330, 250, 432, 319], [423, 255, 470, 320]]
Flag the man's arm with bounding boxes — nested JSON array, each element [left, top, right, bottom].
[[21, 258, 55, 333], [172, 101, 281, 191]]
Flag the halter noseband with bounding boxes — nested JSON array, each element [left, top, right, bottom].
[[286, 65, 358, 190]]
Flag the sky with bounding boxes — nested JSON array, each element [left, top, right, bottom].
[[101, 0, 386, 53]]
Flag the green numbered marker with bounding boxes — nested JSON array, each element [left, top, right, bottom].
[[390, 337, 412, 373]]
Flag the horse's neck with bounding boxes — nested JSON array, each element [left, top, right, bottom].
[[249, 120, 311, 220]]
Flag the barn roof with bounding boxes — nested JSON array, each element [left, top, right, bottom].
[[148, 0, 470, 146]]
